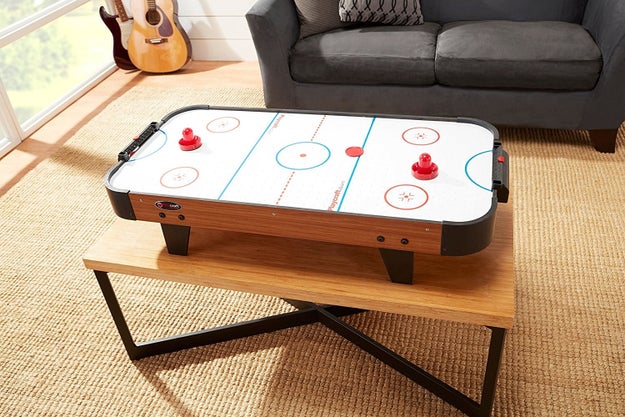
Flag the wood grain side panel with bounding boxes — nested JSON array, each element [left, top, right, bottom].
[[129, 193, 443, 253]]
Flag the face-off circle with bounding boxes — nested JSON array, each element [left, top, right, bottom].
[[276, 142, 331, 170], [160, 166, 199, 189], [384, 184, 429, 210], [206, 117, 240, 133], [402, 127, 440, 146]]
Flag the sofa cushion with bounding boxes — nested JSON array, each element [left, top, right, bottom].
[[294, 0, 353, 38], [435, 21, 602, 90], [338, 0, 423, 25], [290, 23, 440, 86]]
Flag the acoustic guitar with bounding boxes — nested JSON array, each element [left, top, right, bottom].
[[99, 0, 136, 70], [127, 0, 192, 73]]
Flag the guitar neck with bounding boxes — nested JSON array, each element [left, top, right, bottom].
[[147, 0, 157, 12], [114, 0, 130, 22]]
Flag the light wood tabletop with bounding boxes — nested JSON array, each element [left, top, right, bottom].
[[84, 202, 514, 329]]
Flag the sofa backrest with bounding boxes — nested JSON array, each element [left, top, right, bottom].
[[420, 0, 588, 24]]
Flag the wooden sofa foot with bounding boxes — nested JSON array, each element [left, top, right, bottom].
[[589, 129, 617, 153]]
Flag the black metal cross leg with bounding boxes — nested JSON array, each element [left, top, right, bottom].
[[94, 270, 506, 417]]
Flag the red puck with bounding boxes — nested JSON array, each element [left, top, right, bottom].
[[345, 146, 364, 157]]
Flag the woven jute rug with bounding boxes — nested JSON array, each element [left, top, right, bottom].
[[0, 85, 623, 417]]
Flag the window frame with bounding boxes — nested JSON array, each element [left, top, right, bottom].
[[0, 0, 116, 159]]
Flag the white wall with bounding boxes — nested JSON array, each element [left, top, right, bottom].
[[177, 0, 258, 61]]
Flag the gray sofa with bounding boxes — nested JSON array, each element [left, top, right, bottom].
[[246, 0, 625, 152]]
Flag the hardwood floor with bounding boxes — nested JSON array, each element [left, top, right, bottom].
[[0, 61, 262, 197]]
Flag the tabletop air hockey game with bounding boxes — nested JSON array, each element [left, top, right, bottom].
[[104, 105, 509, 283]]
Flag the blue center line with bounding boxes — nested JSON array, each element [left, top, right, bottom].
[[336, 117, 377, 212], [218, 112, 280, 200]]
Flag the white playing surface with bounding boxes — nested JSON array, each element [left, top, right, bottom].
[[110, 108, 496, 222]]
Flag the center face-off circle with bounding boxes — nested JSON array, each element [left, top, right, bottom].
[[160, 166, 199, 189], [276, 142, 331, 170], [384, 184, 429, 210]]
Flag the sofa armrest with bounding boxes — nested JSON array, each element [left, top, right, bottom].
[[583, 0, 625, 67], [581, 0, 625, 127], [246, 0, 299, 107]]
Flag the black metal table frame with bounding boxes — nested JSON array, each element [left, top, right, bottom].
[[94, 270, 506, 417]]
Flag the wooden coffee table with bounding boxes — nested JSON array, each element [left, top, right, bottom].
[[83, 201, 514, 417]]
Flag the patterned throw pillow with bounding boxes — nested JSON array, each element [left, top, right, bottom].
[[338, 0, 424, 25]]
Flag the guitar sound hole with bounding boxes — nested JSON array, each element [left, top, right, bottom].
[[146, 9, 161, 26]]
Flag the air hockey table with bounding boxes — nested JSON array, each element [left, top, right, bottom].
[[105, 105, 509, 284]]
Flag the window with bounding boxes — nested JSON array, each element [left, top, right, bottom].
[[0, 0, 115, 159]]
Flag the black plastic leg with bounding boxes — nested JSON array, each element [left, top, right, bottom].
[[379, 248, 414, 284], [160, 223, 191, 255]]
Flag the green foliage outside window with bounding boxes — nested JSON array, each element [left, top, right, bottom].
[[0, 1, 107, 123], [0, 0, 75, 91]]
